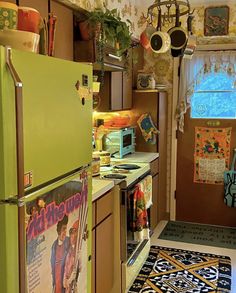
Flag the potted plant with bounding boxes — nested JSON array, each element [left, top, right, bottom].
[[76, 8, 132, 82], [78, 8, 132, 53]]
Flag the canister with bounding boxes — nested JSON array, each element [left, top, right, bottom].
[[92, 157, 100, 176], [93, 151, 111, 166]]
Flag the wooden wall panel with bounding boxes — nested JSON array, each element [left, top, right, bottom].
[[19, 0, 48, 19], [51, 1, 73, 60]]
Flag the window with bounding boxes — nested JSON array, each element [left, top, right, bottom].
[[191, 72, 236, 119]]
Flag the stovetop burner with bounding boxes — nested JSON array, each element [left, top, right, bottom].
[[103, 174, 127, 180], [114, 164, 141, 170]]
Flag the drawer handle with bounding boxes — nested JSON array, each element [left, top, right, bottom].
[[107, 53, 122, 61]]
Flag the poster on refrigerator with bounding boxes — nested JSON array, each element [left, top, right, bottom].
[[25, 171, 88, 293]]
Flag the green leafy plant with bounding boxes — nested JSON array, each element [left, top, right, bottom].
[[85, 8, 132, 54], [76, 8, 132, 85]]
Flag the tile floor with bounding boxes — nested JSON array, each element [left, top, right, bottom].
[[151, 221, 236, 292]]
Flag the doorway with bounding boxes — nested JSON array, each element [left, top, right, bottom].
[[175, 49, 236, 227]]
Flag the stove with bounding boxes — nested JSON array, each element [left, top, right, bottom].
[[100, 162, 150, 187], [113, 164, 141, 170]]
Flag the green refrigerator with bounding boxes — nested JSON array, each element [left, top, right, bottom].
[[0, 46, 93, 293]]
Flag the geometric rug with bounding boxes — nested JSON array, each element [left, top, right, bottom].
[[128, 246, 231, 293], [158, 221, 236, 249]]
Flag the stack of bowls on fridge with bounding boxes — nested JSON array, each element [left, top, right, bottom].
[[0, 1, 41, 53]]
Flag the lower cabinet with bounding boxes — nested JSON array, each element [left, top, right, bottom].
[[150, 173, 159, 230], [92, 190, 114, 293], [96, 215, 114, 293], [149, 158, 160, 231]]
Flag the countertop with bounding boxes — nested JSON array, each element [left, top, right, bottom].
[[92, 178, 114, 202], [112, 152, 159, 163]]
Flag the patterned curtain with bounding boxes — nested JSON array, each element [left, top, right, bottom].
[[176, 51, 236, 132]]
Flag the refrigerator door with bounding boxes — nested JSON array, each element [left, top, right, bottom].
[[0, 167, 92, 293], [0, 46, 93, 199]]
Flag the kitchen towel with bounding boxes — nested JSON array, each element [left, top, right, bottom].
[[139, 175, 152, 209], [129, 184, 150, 242]]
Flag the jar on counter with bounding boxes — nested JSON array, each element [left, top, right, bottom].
[[93, 151, 111, 167], [92, 157, 100, 177]]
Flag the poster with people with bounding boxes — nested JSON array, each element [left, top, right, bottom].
[[26, 170, 88, 293]]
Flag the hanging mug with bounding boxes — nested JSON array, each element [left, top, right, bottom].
[[150, 9, 171, 54]]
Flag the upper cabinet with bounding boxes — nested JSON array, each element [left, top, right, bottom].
[[74, 39, 126, 71], [93, 49, 132, 112]]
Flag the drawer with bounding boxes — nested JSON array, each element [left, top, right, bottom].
[[96, 190, 113, 224], [150, 158, 159, 176]]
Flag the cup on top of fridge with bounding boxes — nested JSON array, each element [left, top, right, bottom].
[[0, 1, 18, 30], [17, 6, 41, 34]]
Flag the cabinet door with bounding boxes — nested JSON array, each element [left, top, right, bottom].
[[150, 174, 159, 230], [96, 215, 114, 293], [92, 229, 96, 293], [111, 72, 123, 110], [122, 71, 132, 109]]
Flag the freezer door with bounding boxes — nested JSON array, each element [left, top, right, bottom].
[[0, 46, 93, 198], [25, 168, 91, 293]]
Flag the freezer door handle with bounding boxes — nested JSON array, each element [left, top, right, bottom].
[[0, 197, 24, 207]]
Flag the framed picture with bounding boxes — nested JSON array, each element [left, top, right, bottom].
[[204, 6, 229, 36]]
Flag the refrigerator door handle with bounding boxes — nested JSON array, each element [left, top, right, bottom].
[[5, 46, 25, 199], [0, 197, 24, 207], [5, 46, 26, 293]]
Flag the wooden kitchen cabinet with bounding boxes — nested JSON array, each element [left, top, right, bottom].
[[150, 173, 159, 230], [133, 91, 168, 225], [97, 69, 132, 111], [96, 215, 114, 293], [149, 158, 160, 230], [75, 41, 133, 111], [92, 190, 115, 293]]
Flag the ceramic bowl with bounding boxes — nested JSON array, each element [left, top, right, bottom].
[[18, 6, 41, 34], [0, 29, 40, 52]]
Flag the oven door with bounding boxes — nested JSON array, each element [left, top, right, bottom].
[[120, 174, 151, 265]]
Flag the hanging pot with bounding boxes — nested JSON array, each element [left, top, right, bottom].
[[150, 9, 171, 54], [168, 3, 188, 56], [183, 14, 197, 59]]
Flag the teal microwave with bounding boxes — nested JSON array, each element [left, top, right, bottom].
[[103, 127, 135, 158]]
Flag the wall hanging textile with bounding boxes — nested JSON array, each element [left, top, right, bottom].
[[224, 149, 236, 207], [176, 51, 236, 132], [128, 245, 231, 293], [137, 113, 160, 144], [194, 127, 231, 184]]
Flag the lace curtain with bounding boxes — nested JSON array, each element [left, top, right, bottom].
[[176, 51, 236, 132]]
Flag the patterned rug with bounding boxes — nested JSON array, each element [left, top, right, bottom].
[[158, 221, 236, 249], [128, 246, 231, 293]]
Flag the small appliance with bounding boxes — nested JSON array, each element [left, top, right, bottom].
[[103, 127, 135, 158]]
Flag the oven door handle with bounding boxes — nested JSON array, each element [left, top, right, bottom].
[[127, 186, 138, 196]]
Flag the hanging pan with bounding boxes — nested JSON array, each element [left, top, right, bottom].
[[150, 8, 171, 54], [168, 2, 188, 57], [183, 14, 197, 59]]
